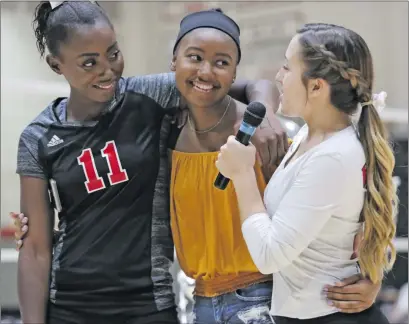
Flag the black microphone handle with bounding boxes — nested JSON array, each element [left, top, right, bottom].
[[214, 130, 252, 190]]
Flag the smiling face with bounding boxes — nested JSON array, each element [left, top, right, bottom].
[[172, 28, 238, 109], [47, 20, 124, 104]]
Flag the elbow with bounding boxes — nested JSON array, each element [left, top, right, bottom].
[[257, 264, 275, 275], [249, 244, 295, 275], [248, 245, 279, 275], [253, 256, 277, 275]]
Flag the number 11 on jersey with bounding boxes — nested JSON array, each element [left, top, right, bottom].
[[77, 140, 129, 193]]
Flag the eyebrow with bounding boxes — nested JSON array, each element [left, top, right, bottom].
[[185, 46, 204, 53], [215, 52, 233, 60], [77, 42, 118, 58], [185, 46, 233, 60]]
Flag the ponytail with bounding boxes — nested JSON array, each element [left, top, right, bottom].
[[357, 103, 397, 283], [33, 1, 53, 57], [32, 1, 111, 58]]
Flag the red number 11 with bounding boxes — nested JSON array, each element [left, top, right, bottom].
[[77, 140, 128, 193]]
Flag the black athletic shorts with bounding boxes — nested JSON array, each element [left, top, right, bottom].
[[273, 305, 389, 324], [47, 302, 179, 324]]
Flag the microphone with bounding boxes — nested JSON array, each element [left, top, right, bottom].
[[214, 102, 266, 190]]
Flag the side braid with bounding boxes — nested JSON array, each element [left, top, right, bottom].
[[312, 44, 362, 90]]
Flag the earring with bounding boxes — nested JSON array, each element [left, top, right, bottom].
[[170, 62, 176, 71], [232, 76, 236, 83]]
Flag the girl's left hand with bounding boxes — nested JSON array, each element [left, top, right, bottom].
[[216, 136, 257, 180]]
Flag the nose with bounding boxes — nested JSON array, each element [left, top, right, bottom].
[[197, 61, 213, 80], [275, 69, 284, 92], [275, 68, 284, 84], [98, 60, 115, 80]]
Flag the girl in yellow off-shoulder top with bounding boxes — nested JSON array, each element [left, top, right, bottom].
[[167, 8, 291, 324]]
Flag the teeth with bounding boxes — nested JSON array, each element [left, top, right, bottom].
[[96, 83, 114, 90], [193, 81, 213, 92]]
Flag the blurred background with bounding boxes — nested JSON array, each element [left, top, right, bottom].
[[1, 1, 407, 323]]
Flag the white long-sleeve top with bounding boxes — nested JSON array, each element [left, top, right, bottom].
[[241, 125, 365, 319]]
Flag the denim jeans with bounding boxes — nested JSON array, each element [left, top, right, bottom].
[[193, 281, 274, 324]]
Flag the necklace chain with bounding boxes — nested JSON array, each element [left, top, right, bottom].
[[188, 96, 232, 134]]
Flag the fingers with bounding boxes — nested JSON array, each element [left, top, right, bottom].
[[16, 224, 28, 239], [326, 292, 363, 302], [324, 285, 358, 295], [10, 212, 23, 220], [267, 137, 278, 165], [283, 133, 290, 151], [328, 299, 370, 313], [276, 137, 285, 161], [327, 299, 361, 309], [227, 135, 237, 144], [331, 274, 363, 288], [16, 239, 23, 251], [276, 132, 287, 160], [328, 297, 373, 313], [252, 135, 269, 168], [14, 224, 28, 242], [13, 214, 28, 230], [337, 307, 370, 314]]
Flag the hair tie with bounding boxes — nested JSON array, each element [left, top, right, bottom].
[[351, 91, 387, 132], [360, 100, 373, 108], [49, 1, 64, 9], [49, 0, 96, 10]]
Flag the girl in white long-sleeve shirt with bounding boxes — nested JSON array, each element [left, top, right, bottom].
[[216, 23, 397, 323]]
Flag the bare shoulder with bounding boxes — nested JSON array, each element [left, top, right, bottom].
[[232, 99, 247, 123]]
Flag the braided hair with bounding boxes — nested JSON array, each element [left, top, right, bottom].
[[297, 23, 397, 283], [33, 1, 113, 57]]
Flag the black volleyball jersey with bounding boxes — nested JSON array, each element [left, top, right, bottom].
[[16, 73, 180, 316]]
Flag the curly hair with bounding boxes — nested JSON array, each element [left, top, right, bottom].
[[33, 1, 112, 57]]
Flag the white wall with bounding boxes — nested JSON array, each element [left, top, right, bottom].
[[1, 5, 69, 223], [300, 1, 408, 109], [1, 2, 407, 225]]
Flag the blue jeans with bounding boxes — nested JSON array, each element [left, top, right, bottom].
[[193, 281, 274, 324]]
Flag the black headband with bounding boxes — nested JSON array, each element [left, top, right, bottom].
[[173, 9, 241, 63]]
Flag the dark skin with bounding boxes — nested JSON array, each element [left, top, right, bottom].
[[46, 20, 125, 121], [15, 20, 283, 323], [172, 28, 287, 178], [171, 28, 247, 153], [18, 21, 127, 324], [17, 177, 53, 324]]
